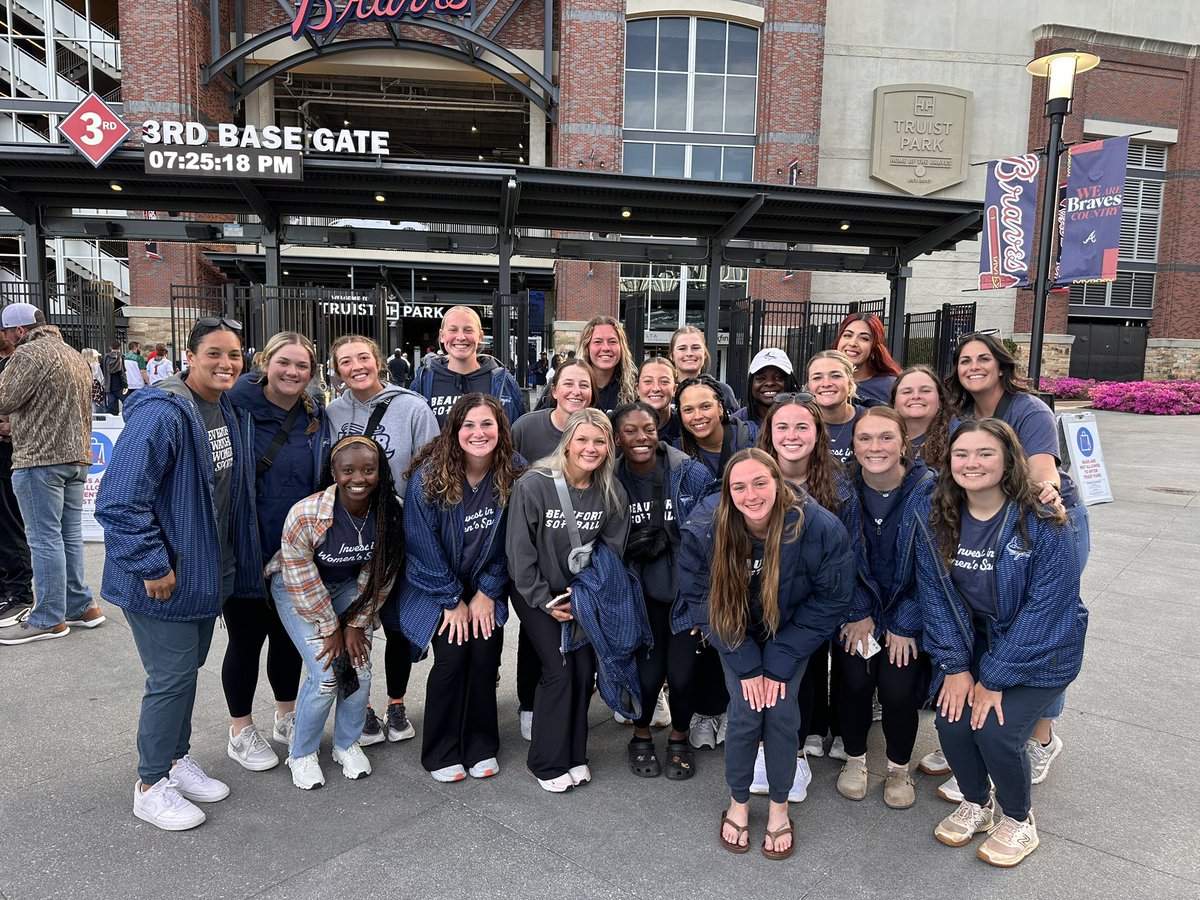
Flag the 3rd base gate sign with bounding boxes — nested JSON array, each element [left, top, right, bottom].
[[57, 92, 131, 167]]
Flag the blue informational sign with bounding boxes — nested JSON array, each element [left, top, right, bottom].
[[90, 431, 114, 476], [1075, 426, 1094, 458]]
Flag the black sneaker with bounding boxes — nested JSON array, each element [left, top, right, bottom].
[[0, 598, 33, 628], [386, 701, 416, 742], [359, 706, 385, 747]]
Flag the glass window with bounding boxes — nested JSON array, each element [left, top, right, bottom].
[[626, 18, 657, 69], [724, 77, 757, 134], [691, 146, 722, 181], [693, 75, 726, 131], [727, 23, 759, 75], [624, 142, 654, 176], [658, 18, 690, 72], [722, 147, 754, 182], [695, 19, 727, 74], [624, 71, 656, 129], [656, 73, 688, 130], [655, 144, 686, 178]]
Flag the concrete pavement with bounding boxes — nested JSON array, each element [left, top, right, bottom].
[[1, 409, 1198, 899]]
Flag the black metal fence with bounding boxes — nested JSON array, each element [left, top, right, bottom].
[[0, 280, 125, 351], [901, 302, 977, 376], [492, 291, 529, 387]]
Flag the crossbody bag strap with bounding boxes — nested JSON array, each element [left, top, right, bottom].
[[364, 396, 393, 439], [651, 449, 666, 532], [553, 474, 584, 551], [256, 401, 304, 477], [993, 390, 1015, 423]]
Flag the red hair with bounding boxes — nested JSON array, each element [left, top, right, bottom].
[[834, 313, 901, 378]]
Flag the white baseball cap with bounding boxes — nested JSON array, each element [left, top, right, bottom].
[[748, 347, 793, 376], [1, 303, 39, 329]]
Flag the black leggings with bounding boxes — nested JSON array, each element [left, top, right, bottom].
[[516, 623, 541, 713], [802, 640, 841, 739], [833, 646, 922, 764], [383, 624, 413, 701], [693, 642, 729, 717], [421, 623, 503, 771], [221, 595, 302, 718], [635, 600, 700, 731]]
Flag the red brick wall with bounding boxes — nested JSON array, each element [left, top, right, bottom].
[[1017, 36, 1200, 341]]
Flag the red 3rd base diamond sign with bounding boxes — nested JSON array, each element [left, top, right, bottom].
[[57, 93, 131, 167]]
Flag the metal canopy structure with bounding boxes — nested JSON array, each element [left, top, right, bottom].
[[0, 143, 982, 355]]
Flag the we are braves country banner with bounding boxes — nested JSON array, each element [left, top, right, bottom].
[[977, 154, 1040, 290], [1058, 136, 1128, 284]]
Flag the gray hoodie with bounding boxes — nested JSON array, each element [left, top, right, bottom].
[[325, 382, 439, 497]]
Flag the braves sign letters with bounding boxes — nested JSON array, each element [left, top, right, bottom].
[[291, 0, 473, 38], [977, 154, 1040, 290], [1058, 136, 1128, 285]]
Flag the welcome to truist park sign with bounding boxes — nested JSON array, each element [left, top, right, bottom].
[[290, 0, 474, 38]]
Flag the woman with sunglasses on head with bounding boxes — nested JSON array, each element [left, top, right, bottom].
[[891, 365, 960, 466], [946, 332, 1089, 786], [806, 350, 868, 465], [832, 408, 935, 809], [220, 332, 328, 773], [613, 401, 714, 781], [636, 357, 681, 444], [410, 306, 525, 426], [267, 435, 403, 789], [96, 316, 252, 831], [510, 357, 595, 739], [915, 419, 1087, 867], [680, 449, 854, 859], [834, 314, 902, 406], [733, 349, 799, 429], [326, 334, 439, 747], [392, 394, 526, 783], [668, 325, 739, 412], [506, 409, 629, 792]]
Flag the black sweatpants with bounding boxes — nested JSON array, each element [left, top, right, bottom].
[[802, 640, 841, 739], [221, 594, 302, 718], [421, 624, 503, 771], [833, 645, 922, 764], [693, 642, 730, 717], [513, 599, 595, 779], [516, 624, 541, 713], [635, 600, 700, 731], [0, 442, 32, 603]]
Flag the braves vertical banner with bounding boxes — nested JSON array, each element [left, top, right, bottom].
[[1058, 136, 1128, 284], [977, 154, 1040, 290]]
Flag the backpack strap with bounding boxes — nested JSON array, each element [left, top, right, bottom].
[[256, 401, 304, 477]]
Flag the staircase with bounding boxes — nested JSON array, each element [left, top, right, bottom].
[[52, 239, 129, 301], [8, 0, 120, 79], [0, 28, 85, 101]]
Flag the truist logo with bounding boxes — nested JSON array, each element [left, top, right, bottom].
[[291, 0, 473, 39], [993, 155, 1039, 274]]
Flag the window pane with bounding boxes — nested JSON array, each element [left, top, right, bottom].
[[724, 77, 757, 133], [655, 144, 686, 178], [658, 17, 689, 72], [691, 145, 722, 181], [623, 142, 653, 176], [656, 73, 688, 130], [695, 19, 727, 73], [727, 24, 759, 75], [626, 19, 657, 69], [624, 71, 656, 129], [693, 74, 726, 131], [722, 147, 754, 182]]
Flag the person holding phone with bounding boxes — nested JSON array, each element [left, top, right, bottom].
[[679, 449, 854, 859], [506, 409, 629, 792], [914, 418, 1087, 867], [267, 435, 404, 790], [392, 394, 526, 783]]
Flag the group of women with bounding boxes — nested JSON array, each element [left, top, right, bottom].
[[94, 308, 1088, 871]]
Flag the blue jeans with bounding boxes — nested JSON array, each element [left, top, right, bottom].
[[11, 464, 92, 628], [273, 574, 372, 758], [721, 656, 805, 804], [126, 612, 217, 785]]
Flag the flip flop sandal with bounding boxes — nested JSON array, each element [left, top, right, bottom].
[[720, 813, 750, 854], [664, 740, 695, 781], [761, 818, 795, 861], [627, 737, 661, 778]]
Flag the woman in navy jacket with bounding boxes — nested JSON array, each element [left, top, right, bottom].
[[915, 418, 1087, 867], [391, 393, 526, 783], [96, 317, 253, 832], [833, 407, 935, 809], [680, 448, 853, 860], [222, 331, 328, 773]]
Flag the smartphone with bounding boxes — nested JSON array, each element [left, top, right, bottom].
[[545, 591, 571, 610], [856, 633, 882, 659]]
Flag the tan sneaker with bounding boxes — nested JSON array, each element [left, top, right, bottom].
[[883, 763, 915, 809], [836, 756, 868, 800], [934, 799, 995, 847], [977, 813, 1039, 867]]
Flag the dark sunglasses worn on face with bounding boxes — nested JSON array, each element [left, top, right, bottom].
[[772, 391, 815, 405]]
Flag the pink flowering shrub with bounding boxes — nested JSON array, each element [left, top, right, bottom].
[[1039, 377, 1096, 399], [1088, 380, 1200, 415]]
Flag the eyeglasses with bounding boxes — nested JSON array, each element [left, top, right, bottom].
[[772, 391, 815, 405], [194, 316, 243, 331]]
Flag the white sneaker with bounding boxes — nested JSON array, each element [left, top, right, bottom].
[[332, 742, 372, 779], [803, 734, 826, 758], [714, 713, 727, 745], [227, 724, 280, 772], [977, 812, 1039, 867], [937, 774, 963, 803], [526, 765, 573, 793], [133, 778, 205, 831], [935, 798, 995, 847], [568, 764, 591, 786], [519, 710, 533, 741], [469, 757, 499, 779], [169, 755, 230, 803], [431, 764, 467, 783], [688, 714, 717, 750], [750, 746, 769, 795], [919, 748, 950, 775], [650, 689, 671, 728], [1027, 732, 1063, 785], [614, 709, 633, 725], [272, 711, 296, 746], [828, 736, 848, 761], [790, 756, 812, 803], [287, 752, 325, 790]]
